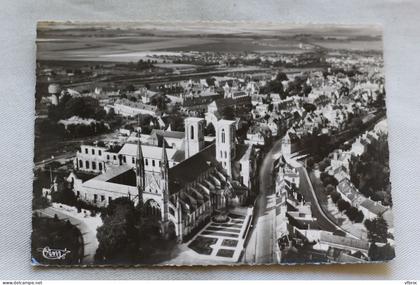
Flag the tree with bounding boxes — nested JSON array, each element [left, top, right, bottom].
[[105, 108, 115, 120], [221, 106, 235, 120], [151, 95, 167, 112], [337, 199, 351, 212], [62, 97, 99, 119], [51, 186, 77, 207], [204, 123, 216, 136], [322, 174, 338, 187], [302, 103, 316, 113], [325, 184, 336, 195], [275, 72, 288, 82], [331, 191, 341, 203], [345, 206, 359, 221], [354, 210, 365, 223], [206, 77, 216, 86], [95, 197, 142, 263], [95, 109, 107, 121], [125, 84, 135, 92], [364, 216, 389, 243], [368, 243, 395, 261], [267, 80, 284, 96]]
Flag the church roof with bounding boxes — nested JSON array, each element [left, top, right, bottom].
[[150, 129, 184, 140], [168, 144, 217, 193], [118, 142, 177, 161]]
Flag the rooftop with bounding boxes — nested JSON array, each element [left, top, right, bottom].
[[118, 142, 177, 160], [360, 199, 388, 216], [168, 143, 217, 193]]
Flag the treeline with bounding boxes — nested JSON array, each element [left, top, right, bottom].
[[259, 72, 312, 99], [349, 133, 392, 206], [320, 172, 365, 223], [45, 95, 119, 138], [48, 94, 104, 121]]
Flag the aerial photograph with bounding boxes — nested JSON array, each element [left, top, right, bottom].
[[32, 21, 394, 266]]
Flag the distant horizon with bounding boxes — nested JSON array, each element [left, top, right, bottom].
[[37, 21, 382, 39]]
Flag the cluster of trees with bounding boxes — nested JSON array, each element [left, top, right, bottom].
[[126, 59, 156, 71], [63, 122, 110, 139], [364, 216, 395, 261], [223, 51, 327, 69], [161, 111, 185, 132], [330, 190, 365, 223], [150, 95, 167, 112], [48, 94, 103, 121], [320, 172, 339, 188], [349, 133, 392, 206], [320, 172, 364, 223], [32, 175, 51, 210], [172, 57, 216, 66], [45, 94, 119, 138], [95, 197, 143, 263], [259, 72, 312, 100]]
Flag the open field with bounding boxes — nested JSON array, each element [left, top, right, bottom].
[[312, 39, 382, 51], [37, 36, 216, 62]]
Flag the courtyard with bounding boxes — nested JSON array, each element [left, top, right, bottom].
[[186, 211, 252, 262]]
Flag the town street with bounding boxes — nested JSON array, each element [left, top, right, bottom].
[[296, 166, 340, 233], [243, 138, 284, 264]]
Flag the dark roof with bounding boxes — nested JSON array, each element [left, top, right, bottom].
[[172, 149, 185, 162], [214, 96, 251, 110], [73, 171, 97, 182], [107, 169, 136, 187], [168, 143, 217, 194], [150, 129, 184, 139]]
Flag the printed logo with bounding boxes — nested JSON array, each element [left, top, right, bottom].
[[37, 246, 71, 260]]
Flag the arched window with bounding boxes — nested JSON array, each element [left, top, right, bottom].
[[190, 125, 194, 140], [224, 151, 227, 158], [79, 160, 83, 168], [92, 161, 96, 170], [99, 163, 102, 171], [221, 129, 225, 143], [85, 161, 90, 169]]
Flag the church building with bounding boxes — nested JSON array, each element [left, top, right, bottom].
[[68, 117, 256, 241]]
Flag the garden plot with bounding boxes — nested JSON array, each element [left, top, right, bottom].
[[186, 213, 251, 262]]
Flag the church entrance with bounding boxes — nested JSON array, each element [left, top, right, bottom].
[[144, 199, 161, 218], [167, 221, 177, 240]]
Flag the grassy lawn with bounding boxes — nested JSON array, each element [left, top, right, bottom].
[[216, 249, 235, 258], [214, 223, 242, 229], [206, 226, 241, 233], [188, 236, 217, 255], [221, 239, 238, 247], [202, 231, 239, 238]]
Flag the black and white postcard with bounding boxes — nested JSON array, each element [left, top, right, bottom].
[[32, 22, 394, 266]]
